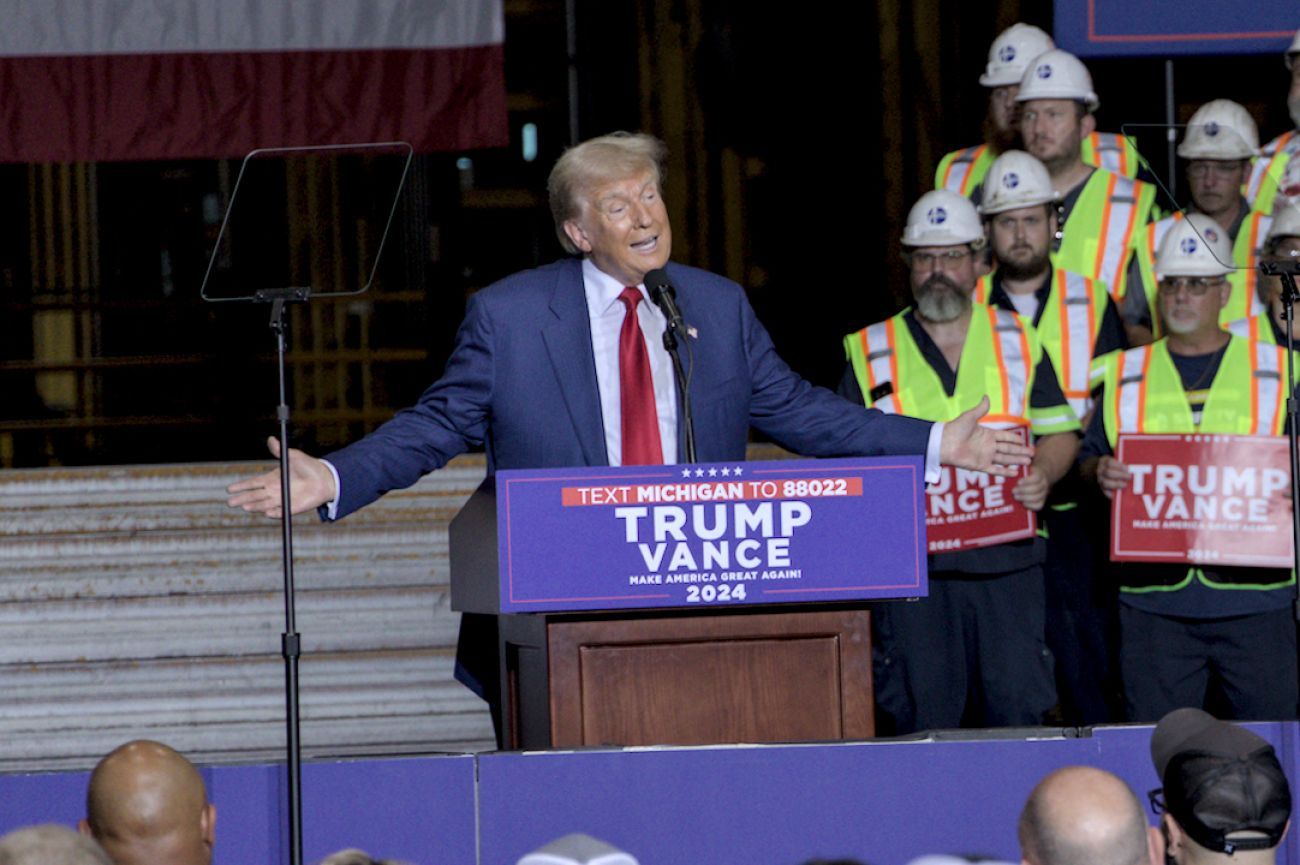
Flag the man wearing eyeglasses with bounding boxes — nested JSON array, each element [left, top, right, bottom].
[[1148, 708, 1292, 864], [1081, 214, 1298, 722], [840, 189, 1081, 734], [1227, 202, 1300, 346], [1125, 100, 1271, 346]]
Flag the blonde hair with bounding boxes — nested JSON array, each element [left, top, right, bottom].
[[548, 132, 668, 254]]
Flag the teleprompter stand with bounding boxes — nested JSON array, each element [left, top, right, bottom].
[[1259, 257, 1300, 624], [200, 143, 412, 865]]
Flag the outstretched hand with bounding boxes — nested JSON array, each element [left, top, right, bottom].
[[938, 396, 1034, 477], [226, 437, 337, 518]]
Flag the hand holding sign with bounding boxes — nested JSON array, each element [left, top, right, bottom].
[[1096, 455, 1132, 499], [1011, 466, 1050, 512]]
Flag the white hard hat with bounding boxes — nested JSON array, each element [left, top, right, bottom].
[[902, 190, 986, 248], [980, 23, 1055, 88], [1286, 28, 1299, 68], [1177, 99, 1259, 160], [978, 150, 1059, 215], [1015, 49, 1099, 112], [1155, 213, 1234, 278], [1268, 199, 1300, 243]]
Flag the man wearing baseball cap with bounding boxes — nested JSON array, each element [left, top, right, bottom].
[[1149, 708, 1293, 863]]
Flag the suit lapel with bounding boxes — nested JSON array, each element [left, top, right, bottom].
[[541, 260, 609, 466]]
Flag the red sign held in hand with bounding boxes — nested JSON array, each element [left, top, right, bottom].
[[925, 425, 1036, 554], [1111, 434, 1293, 568]]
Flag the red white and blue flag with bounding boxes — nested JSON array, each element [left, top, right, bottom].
[[0, 0, 507, 162]]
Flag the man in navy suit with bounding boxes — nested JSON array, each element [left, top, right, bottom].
[[228, 132, 1031, 731]]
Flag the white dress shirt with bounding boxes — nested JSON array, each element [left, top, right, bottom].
[[582, 258, 678, 465]]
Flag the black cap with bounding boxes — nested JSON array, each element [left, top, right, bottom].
[[1150, 708, 1292, 854]]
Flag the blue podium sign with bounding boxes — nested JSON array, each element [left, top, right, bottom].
[[492, 456, 927, 613]]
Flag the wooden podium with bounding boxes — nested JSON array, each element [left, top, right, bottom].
[[450, 460, 926, 750]]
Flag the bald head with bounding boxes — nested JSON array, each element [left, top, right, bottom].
[[0, 824, 112, 865], [79, 740, 215, 865], [1020, 766, 1160, 865]]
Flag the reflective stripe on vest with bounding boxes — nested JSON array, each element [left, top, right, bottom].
[[843, 305, 1035, 425], [972, 274, 991, 305], [1047, 269, 1098, 418], [1106, 337, 1287, 449], [1226, 313, 1277, 346], [1082, 131, 1137, 178], [1057, 170, 1151, 302], [937, 144, 990, 197], [1247, 130, 1296, 213]]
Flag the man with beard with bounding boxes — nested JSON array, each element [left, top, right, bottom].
[[1082, 214, 1298, 722], [1227, 201, 1300, 345], [935, 24, 1142, 203], [1246, 28, 1300, 216], [1017, 49, 1156, 305], [840, 189, 1081, 734], [1125, 101, 1270, 345], [975, 150, 1126, 724]]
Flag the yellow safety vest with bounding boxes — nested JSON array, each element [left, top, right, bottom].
[[1098, 337, 1293, 591], [1226, 312, 1286, 346], [1055, 169, 1155, 303], [1081, 131, 1142, 179], [1247, 130, 1297, 215], [974, 268, 1107, 419], [1131, 211, 1270, 338], [934, 144, 994, 197], [842, 304, 1076, 436]]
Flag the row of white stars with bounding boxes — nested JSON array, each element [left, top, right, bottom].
[[679, 466, 744, 478]]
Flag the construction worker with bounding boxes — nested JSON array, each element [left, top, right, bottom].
[[841, 189, 1081, 734], [1246, 28, 1300, 215], [1124, 100, 1270, 346], [1226, 200, 1300, 345], [936, 24, 1143, 201], [1017, 49, 1156, 305], [976, 150, 1126, 723], [1082, 213, 1298, 722]]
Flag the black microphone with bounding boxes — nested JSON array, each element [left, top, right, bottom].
[[645, 268, 688, 336]]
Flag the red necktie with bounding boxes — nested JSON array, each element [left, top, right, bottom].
[[618, 287, 663, 465]]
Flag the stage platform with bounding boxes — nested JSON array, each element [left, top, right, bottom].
[[4, 722, 1298, 864]]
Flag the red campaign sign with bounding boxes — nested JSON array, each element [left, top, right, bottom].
[[925, 426, 1035, 554], [1112, 434, 1293, 567]]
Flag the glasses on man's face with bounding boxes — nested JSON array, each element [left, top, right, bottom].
[[1186, 161, 1245, 180], [1158, 276, 1226, 297], [905, 249, 972, 271]]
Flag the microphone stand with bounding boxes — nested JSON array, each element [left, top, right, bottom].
[[660, 321, 697, 463], [1260, 259, 1300, 625], [258, 285, 309, 865]]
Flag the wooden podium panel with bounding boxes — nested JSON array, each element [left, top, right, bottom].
[[501, 608, 873, 749]]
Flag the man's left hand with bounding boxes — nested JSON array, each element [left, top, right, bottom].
[[939, 396, 1034, 477], [1012, 466, 1049, 511]]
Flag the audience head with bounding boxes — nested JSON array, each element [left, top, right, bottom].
[[1019, 765, 1161, 865], [1150, 709, 1292, 864], [979, 24, 1055, 151], [1177, 100, 1258, 226], [1260, 202, 1300, 309], [317, 850, 412, 865], [0, 825, 112, 865], [1015, 50, 1098, 177], [79, 740, 215, 865], [1153, 214, 1233, 339], [1286, 28, 1300, 129], [979, 150, 1058, 282], [902, 190, 985, 322]]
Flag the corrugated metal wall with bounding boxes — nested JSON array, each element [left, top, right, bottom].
[[0, 456, 495, 772]]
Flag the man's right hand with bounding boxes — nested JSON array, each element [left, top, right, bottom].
[[1096, 455, 1132, 499], [226, 437, 337, 518]]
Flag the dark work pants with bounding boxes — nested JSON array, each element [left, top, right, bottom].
[[1043, 505, 1120, 724], [1120, 604, 1298, 722], [873, 564, 1057, 734]]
